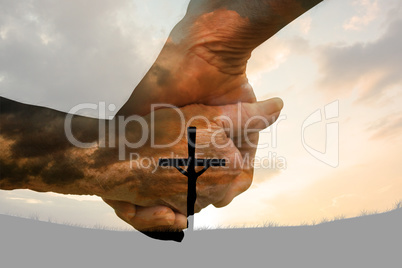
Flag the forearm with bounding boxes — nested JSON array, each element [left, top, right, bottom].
[[118, 0, 323, 117], [184, 0, 324, 52], [0, 97, 114, 196], [228, 0, 324, 26], [187, 0, 324, 30], [235, 0, 324, 43]]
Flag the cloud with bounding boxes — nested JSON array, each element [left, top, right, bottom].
[[296, 15, 312, 34], [246, 33, 311, 92], [316, 17, 402, 103], [343, 0, 379, 30], [330, 194, 357, 208], [47, 192, 101, 202], [251, 160, 283, 186], [248, 38, 290, 75], [0, 97, 99, 187], [7, 197, 44, 204], [0, 0, 186, 114], [367, 113, 402, 140]]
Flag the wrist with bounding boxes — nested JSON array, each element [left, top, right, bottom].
[[93, 120, 146, 202]]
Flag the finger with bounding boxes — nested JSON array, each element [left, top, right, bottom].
[[103, 198, 136, 219], [213, 172, 252, 208], [171, 212, 188, 230], [215, 97, 284, 137], [133, 211, 188, 232], [103, 198, 177, 230], [205, 83, 257, 106], [130, 206, 176, 230]]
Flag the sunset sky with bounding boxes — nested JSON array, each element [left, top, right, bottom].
[[1, 0, 401, 230]]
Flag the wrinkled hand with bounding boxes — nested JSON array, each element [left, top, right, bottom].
[[105, 0, 312, 231], [103, 98, 283, 231], [109, 5, 260, 232], [119, 0, 317, 115]]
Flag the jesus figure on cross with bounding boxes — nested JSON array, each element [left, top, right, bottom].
[[159, 126, 226, 231]]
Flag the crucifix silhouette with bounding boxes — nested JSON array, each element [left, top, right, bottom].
[[159, 126, 226, 231]]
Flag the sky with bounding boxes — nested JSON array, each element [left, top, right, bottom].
[[0, 0, 401, 229]]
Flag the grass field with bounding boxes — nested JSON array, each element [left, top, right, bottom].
[[1, 201, 401, 268]]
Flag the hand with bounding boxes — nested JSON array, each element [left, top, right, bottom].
[[106, 0, 322, 231], [109, 2, 261, 232], [119, 0, 322, 116], [102, 98, 283, 231], [105, 0, 287, 232]]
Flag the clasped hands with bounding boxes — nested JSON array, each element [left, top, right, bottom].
[[101, 99, 283, 231], [100, 0, 292, 232], [0, 0, 323, 235]]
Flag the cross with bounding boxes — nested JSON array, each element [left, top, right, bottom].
[[159, 126, 226, 231]]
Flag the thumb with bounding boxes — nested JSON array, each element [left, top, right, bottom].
[[215, 97, 284, 137]]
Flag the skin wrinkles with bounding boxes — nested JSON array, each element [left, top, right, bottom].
[[2, 0, 322, 232], [1, 96, 280, 218], [97, 0, 321, 232], [0, 98, 96, 188]]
